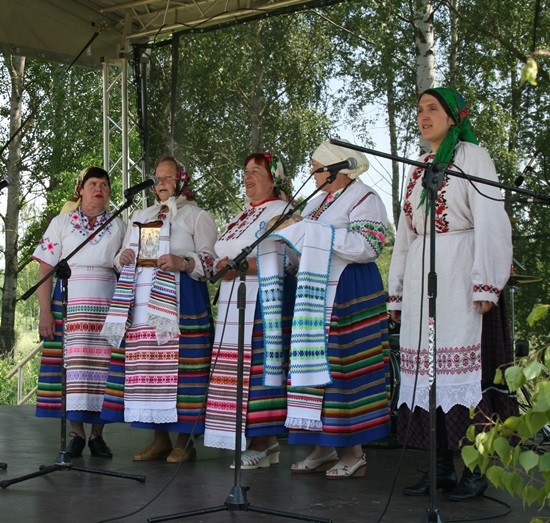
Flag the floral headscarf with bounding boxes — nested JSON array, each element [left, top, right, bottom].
[[422, 87, 479, 169], [59, 166, 111, 215], [266, 153, 292, 202], [154, 156, 195, 202]]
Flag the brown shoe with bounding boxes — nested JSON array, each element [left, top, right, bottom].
[[166, 446, 197, 464], [132, 444, 173, 461]]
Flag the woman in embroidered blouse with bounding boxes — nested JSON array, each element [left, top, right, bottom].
[[101, 156, 217, 464], [387, 88, 515, 500], [203, 152, 296, 470], [262, 140, 391, 479], [34, 166, 126, 459]]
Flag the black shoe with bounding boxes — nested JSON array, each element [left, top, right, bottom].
[[403, 449, 457, 496], [66, 434, 86, 458], [88, 436, 113, 459], [447, 467, 488, 501], [403, 470, 458, 496]]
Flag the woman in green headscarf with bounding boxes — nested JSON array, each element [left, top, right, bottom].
[[388, 88, 517, 501]]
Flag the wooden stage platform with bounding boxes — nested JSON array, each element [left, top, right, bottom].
[[0, 405, 544, 523]]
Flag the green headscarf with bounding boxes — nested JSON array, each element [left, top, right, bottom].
[[423, 87, 479, 168]]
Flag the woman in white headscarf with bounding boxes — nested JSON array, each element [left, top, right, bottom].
[[258, 140, 391, 479]]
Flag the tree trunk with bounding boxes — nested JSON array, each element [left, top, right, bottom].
[[249, 21, 265, 152], [0, 54, 25, 357], [413, 0, 436, 94], [384, 62, 401, 227], [448, 0, 460, 83], [413, 0, 436, 155]]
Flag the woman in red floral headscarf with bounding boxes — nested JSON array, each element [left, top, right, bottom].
[[101, 155, 217, 464], [203, 152, 297, 470]]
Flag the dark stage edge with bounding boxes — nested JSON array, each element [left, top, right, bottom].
[[0, 405, 544, 523]]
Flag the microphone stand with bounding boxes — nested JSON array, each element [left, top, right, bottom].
[[149, 171, 340, 523], [0, 196, 146, 489], [330, 137, 549, 523]]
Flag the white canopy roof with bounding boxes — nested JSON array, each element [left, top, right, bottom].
[[0, 0, 346, 68]]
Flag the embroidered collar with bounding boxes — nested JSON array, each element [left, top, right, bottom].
[[250, 197, 279, 207], [70, 206, 111, 243]]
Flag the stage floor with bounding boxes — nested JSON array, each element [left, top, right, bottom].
[[0, 405, 544, 523]]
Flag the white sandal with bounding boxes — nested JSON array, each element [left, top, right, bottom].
[[291, 449, 339, 474], [230, 443, 280, 470], [326, 454, 367, 480]]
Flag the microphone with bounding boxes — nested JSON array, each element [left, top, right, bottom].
[[124, 176, 159, 199], [314, 157, 357, 174], [515, 150, 541, 187], [514, 197, 547, 204], [0, 176, 14, 191]]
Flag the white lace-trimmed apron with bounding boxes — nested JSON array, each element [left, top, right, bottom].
[[398, 229, 482, 412], [101, 216, 180, 423]]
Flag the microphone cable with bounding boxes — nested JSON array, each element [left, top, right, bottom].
[[375, 200, 429, 523]]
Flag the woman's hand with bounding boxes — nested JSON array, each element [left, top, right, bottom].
[[474, 300, 494, 315], [390, 310, 401, 324], [157, 254, 187, 272], [119, 249, 136, 266], [215, 257, 237, 281], [39, 311, 56, 341]]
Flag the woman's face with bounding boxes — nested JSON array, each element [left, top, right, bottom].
[[155, 161, 178, 202], [244, 159, 275, 204], [311, 160, 348, 194], [79, 176, 110, 209], [417, 93, 455, 151]]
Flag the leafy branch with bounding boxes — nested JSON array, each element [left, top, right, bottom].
[[461, 304, 550, 523]]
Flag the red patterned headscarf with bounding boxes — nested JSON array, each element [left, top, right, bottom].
[[154, 156, 195, 202]]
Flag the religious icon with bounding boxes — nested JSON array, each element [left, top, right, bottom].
[[135, 220, 162, 266]]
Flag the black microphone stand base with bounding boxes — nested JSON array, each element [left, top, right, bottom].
[[149, 484, 333, 523], [149, 259, 331, 523], [0, 450, 145, 489], [422, 508, 443, 523]]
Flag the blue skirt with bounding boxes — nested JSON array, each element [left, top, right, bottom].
[[288, 263, 391, 447]]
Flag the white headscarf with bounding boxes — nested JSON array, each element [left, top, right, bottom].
[[312, 139, 369, 179]]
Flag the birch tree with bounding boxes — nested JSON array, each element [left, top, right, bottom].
[[0, 54, 25, 356]]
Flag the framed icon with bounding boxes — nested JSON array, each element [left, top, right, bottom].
[[135, 220, 163, 267]]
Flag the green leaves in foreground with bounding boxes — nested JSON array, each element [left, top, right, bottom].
[[461, 304, 550, 522]]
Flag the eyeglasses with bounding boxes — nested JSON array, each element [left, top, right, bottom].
[[157, 176, 175, 183]]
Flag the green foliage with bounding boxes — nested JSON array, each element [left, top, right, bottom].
[[522, 58, 539, 86], [143, 14, 336, 223], [0, 331, 41, 405], [463, 304, 550, 522], [0, 356, 17, 404]]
